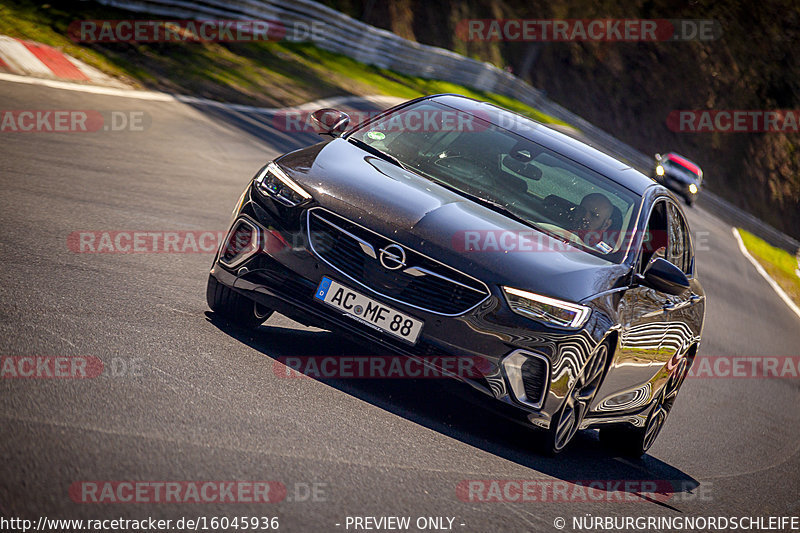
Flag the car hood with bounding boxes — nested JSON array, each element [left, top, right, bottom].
[[277, 138, 631, 303]]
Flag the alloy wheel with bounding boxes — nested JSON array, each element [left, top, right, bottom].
[[642, 356, 690, 452], [553, 343, 609, 452]]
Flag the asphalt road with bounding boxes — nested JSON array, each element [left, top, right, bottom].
[[1, 79, 799, 532]]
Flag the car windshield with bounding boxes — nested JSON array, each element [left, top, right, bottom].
[[664, 155, 701, 177], [348, 100, 641, 263]]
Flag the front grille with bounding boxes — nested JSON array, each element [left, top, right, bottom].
[[307, 208, 490, 315], [521, 356, 548, 406]]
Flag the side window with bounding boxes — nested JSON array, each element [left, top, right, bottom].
[[639, 200, 668, 273], [667, 202, 693, 275], [681, 211, 694, 275]]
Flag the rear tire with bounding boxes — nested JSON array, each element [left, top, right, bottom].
[[600, 354, 692, 457], [206, 274, 272, 329]]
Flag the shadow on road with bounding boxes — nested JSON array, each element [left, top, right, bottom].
[[206, 311, 699, 508]]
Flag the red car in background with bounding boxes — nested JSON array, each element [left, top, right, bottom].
[[653, 152, 703, 206]]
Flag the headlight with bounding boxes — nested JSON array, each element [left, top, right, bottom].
[[254, 162, 311, 207], [502, 287, 591, 329], [655, 165, 665, 176], [688, 183, 698, 194]]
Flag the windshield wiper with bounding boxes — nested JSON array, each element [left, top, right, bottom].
[[429, 180, 538, 228], [348, 138, 407, 169], [346, 141, 568, 244], [426, 179, 573, 244]]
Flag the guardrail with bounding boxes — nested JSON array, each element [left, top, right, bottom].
[[98, 0, 649, 159], [97, 0, 800, 253]]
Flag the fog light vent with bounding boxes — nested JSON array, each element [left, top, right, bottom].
[[502, 350, 550, 409], [220, 219, 260, 268]]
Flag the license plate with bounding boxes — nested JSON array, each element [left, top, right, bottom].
[[314, 277, 423, 344]]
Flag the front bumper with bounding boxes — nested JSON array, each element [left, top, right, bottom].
[[210, 185, 647, 430], [657, 172, 700, 199]]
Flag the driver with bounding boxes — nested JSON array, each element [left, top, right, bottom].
[[571, 193, 614, 247]]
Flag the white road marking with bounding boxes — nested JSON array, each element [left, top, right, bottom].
[[0, 71, 174, 100], [0, 71, 403, 113], [732, 227, 800, 321]]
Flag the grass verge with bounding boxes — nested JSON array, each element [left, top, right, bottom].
[[738, 229, 800, 307], [0, 0, 569, 126]]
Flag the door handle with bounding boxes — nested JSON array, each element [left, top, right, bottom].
[[664, 294, 702, 313]]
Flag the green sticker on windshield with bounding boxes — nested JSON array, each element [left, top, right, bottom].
[[366, 131, 385, 141]]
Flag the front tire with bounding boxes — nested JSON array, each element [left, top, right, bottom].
[[206, 274, 272, 329], [541, 341, 610, 454]]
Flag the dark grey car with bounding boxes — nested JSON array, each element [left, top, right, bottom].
[[207, 94, 706, 455]]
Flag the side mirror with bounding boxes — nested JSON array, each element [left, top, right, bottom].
[[654, 153, 662, 161], [310, 108, 350, 137], [637, 257, 690, 295]]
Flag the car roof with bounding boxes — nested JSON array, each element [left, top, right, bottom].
[[421, 94, 656, 196], [663, 152, 702, 174]]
